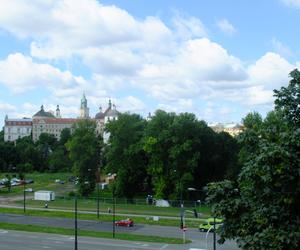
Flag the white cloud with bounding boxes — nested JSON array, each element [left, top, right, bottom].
[[0, 102, 16, 113], [247, 52, 294, 89], [172, 13, 207, 40], [0, 0, 298, 123], [137, 38, 247, 101], [271, 38, 293, 58], [117, 96, 146, 113], [217, 19, 237, 35], [281, 0, 300, 8], [0, 53, 87, 94]]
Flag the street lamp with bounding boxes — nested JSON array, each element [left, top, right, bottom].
[[188, 187, 217, 250], [96, 168, 100, 219], [112, 184, 116, 238], [74, 192, 78, 250], [23, 177, 26, 213]]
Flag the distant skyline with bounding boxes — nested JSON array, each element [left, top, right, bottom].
[[1, 0, 300, 128]]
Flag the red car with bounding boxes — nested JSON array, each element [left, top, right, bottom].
[[115, 218, 134, 227]]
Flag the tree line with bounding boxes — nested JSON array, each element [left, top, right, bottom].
[[0, 111, 240, 200]]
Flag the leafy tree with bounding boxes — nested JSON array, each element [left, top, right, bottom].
[[48, 146, 71, 172], [59, 128, 71, 146], [66, 120, 101, 196], [207, 70, 300, 250], [105, 113, 147, 199], [144, 110, 239, 200], [274, 68, 300, 127]]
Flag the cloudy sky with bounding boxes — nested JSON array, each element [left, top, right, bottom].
[[0, 0, 300, 127]]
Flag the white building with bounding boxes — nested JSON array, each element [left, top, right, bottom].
[[3, 96, 120, 142], [4, 116, 32, 142], [32, 105, 77, 141], [95, 99, 119, 137]]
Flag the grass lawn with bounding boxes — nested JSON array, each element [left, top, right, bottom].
[[0, 222, 190, 244], [0, 172, 211, 227], [0, 207, 205, 228]]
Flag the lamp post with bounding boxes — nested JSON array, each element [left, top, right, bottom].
[[96, 168, 100, 219], [23, 178, 26, 213], [112, 184, 116, 238], [74, 193, 78, 250], [188, 187, 216, 250]]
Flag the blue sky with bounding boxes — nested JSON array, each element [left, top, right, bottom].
[[0, 0, 300, 127]]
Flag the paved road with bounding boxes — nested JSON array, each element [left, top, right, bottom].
[[0, 230, 182, 250], [0, 213, 239, 250]]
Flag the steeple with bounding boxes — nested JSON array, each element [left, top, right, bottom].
[[108, 99, 112, 109], [79, 93, 89, 118], [81, 93, 87, 109], [56, 105, 61, 118]]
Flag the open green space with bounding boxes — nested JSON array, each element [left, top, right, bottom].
[[0, 222, 190, 244], [0, 207, 204, 228]]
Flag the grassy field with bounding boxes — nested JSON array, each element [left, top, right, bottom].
[[0, 207, 204, 228], [0, 172, 211, 227], [0, 222, 190, 244], [0, 172, 74, 196]]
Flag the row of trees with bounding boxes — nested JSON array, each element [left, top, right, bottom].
[[0, 128, 72, 173], [105, 111, 239, 200], [207, 69, 300, 249], [0, 112, 240, 200]]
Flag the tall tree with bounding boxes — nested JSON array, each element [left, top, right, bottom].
[[207, 70, 300, 250], [105, 113, 147, 199], [66, 120, 101, 196]]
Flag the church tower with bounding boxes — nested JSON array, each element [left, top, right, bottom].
[[79, 93, 89, 118], [56, 105, 61, 118]]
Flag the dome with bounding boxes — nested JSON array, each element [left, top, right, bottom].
[[33, 105, 55, 118]]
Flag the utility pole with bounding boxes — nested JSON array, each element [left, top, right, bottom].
[[75, 195, 78, 250], [97, 183, 100, 219], [23, 179, 26, 213], [213, 217, 216, 250], [112, 186, 115, 238]]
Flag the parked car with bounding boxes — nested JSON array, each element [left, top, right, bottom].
[[25, 188, 33, 192], [199, 218, 223, 232], [11, 181, 20, 186], [25, 179, 34, 184], [115, 218, 134, 227]]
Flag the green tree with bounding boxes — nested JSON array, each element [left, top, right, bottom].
[[105, 113, 147, 199], [66, 120, 101, 196], [144, 110, 238, 200], [274, 68, 300, 127], [207, 71, 300, 250]]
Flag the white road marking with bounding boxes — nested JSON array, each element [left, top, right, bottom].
[[0, 230, 8, 234], [160, 244, 169, 249]]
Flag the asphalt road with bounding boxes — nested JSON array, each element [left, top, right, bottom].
[[0, 213, 239, 250]]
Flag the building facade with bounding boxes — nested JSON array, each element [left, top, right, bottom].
[[3, 96, 119, 142], [208, 122, 244, 137], [4, 116, 32, 142]]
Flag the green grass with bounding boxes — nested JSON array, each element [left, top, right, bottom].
[[0, 222, 190, 244], [0, 172, 73, 196], [19, 198, 210, 218], [0, 172, 211, 227], [0, 207, 204, 228]]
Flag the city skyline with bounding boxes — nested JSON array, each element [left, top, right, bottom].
[[1, 0, 300, 128]]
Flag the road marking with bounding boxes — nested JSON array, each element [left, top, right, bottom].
[[160, 244, 169, 249], [0, 230, 8, 234], [42, 246, 51, 249]]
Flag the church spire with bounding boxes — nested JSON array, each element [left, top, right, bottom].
[[56, 105, 61, 118], [79, 93, 89, 118]]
